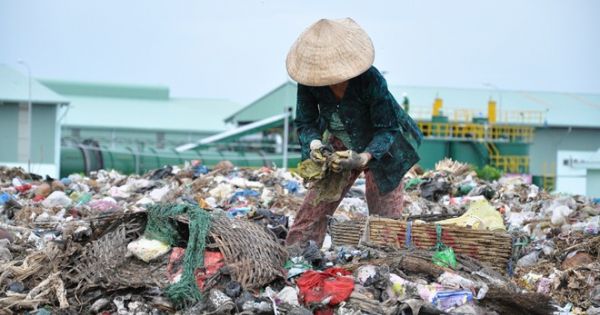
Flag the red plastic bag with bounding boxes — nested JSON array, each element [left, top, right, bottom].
[[166, 248, 224, 290], [297, 267, 354, 307]]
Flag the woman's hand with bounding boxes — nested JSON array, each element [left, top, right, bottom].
[[309, 140, 326, 162], [330, 150, 371, 172]]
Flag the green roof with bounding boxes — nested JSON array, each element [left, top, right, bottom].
[[224, 81, 297, 123], [225, 81, 600, 128], [61, 95, 241, 133], [40, 81, 242, 133], [41, 79, 170, 100], [0, 65, 68, 104]]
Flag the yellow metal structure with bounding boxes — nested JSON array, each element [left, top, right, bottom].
[[488, 99, 497, 124], [432, 97, 443, 116], [416, 122, 534, 142], [542, 162, 556, 192], [489, 155, 529, 173]]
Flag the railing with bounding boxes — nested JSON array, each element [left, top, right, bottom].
[[409, 107, 545, 125], [417, 122, 534, 142], [490, 155, 530, 173], [499, 110, 545, 125]]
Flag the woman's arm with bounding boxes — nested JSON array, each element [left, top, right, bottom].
[[294, 84, 322, 160], [364, 68, 401, 160]]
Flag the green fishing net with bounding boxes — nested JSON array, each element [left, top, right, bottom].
[[144, 203, 212, 308]]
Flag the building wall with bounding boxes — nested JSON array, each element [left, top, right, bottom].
[[31, 104, 57, 163], [0, 103, 19, 161], [529, 127, 600, 176], [587, 170, 600, 197], [0, 102, 59, 177]]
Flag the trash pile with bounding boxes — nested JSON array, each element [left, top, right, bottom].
[[0, 158, 598, 314]]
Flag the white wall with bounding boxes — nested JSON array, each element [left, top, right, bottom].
[[555, 150, 600, 196], [530, 127, 600, 176]]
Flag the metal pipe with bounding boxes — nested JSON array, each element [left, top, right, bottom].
[[282, 107, 291, 170], [18, 60, 32, 173]]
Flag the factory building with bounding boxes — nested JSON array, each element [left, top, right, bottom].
[[223, 82, 600, 194], [0, 65, 69, 178]]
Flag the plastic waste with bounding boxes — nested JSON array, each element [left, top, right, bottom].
[[209, 183, 235, 202], [74, 192, 92, 206], [228, 177, 263, 189], [208, 289, 235, 313], [7, 281, 25, 293], [42, 191, 72, 208], [15, 183, 32, 193], [242, 300, 272, 313], [585, 216, 600, 235], [296, 267, 354, 307], [149, 185, 171, 202], [278, 286, 300, 306], [457, 182, 476, 196], [90, 298, 110, 312], [149, 165, 173, 180], [224, 281, 242, 298], [437, 199, 506, 231], [167, 247, 224, 290], [405, 177, 424, 190], [388, 273, 411, 298], [0, 192, 11, 205], [437, 272, 488, 299], [443, 195, 486, 206], [432, 247, 457, 269], [89, 198, 119, 212], [432, 290, 473, 311], [537, 277, 552, 295], [356, 265, 377, 285], [227, 207, 252, 218], [285, 180, 300, 194], [420, 177, 451, 202], [285, 257, 312, 278], [195, 251, 225, 290], [60, 177, 72, 186], [551, 205, 573, 226], [517, 250, 540, 268], [127, 236, 171, 263], [228, 189, 260, 204]]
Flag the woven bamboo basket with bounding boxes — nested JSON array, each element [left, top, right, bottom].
[[367, 217, 512, 270], [330, 217, 512, 270], [329, 218, 367, 247], [207, 215, 288, 289]]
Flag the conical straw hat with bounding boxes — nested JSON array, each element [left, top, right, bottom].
[[286, 18, 374, 87]]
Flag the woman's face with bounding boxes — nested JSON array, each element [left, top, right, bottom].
[[329, 80, 349, 89]]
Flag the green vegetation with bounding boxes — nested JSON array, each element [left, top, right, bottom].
[[476, 165, 503, 181]]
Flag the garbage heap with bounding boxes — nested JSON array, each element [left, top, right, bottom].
[[0, 158, 598, 315]]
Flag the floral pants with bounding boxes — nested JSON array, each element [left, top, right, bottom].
[[286, 139, 404, 248]]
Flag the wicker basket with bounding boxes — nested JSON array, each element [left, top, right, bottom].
[[330, 217, 512, 270], [329, 218, 367, 247], [207, 215, 288, 289]]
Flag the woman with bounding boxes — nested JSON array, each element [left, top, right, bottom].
[[285, 18, 423, 248]]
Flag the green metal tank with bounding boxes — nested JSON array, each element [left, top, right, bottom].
[[60, 145, 301, 177]]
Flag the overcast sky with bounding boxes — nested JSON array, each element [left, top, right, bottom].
[[1, 0, 599, 104]]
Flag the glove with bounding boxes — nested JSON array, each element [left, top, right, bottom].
[[309, 140, 326, 162], [330, 150, 371, 172]]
